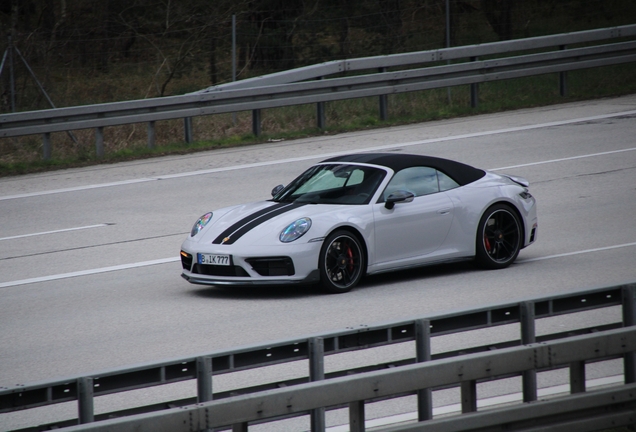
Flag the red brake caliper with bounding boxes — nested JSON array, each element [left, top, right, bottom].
[[346, 245, 354, 272], [484, 236, 492, 252]]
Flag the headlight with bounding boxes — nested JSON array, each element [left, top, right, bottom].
[[191, 212, 213, 237], [279, 218, 312, 243]]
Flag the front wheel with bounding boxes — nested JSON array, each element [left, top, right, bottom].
[[319, 230, 365, 293], [475, 204, 522, 269]]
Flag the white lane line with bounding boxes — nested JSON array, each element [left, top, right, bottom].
[[2, 241, 635, 289], [0, 224, 111, 241], [2, 109, 635, 201], [0, 257, 179, 289], [490, 147, 636, 171], [517, 242, 636, 263], [325, 375, 624, 431], [0, 178, 155, 201]]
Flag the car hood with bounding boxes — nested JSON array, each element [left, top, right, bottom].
[[194, 200, 359, 246]]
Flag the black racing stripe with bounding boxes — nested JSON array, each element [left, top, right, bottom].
[[223, 203, 307, 245], [213, 203, 289, 244], [213, 202, 306, 245]]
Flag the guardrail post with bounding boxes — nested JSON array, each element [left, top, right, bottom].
[[77, 377, 94, 424], [95, 127, 104, 158], [316, 77, 325, 130], [197, 356, 213, 403], [570, 361, 586, 393], [147, 121, 156, 149], [378, 67, 388, 121], [415, 319, 433, 421], [316, 102, 325, 129], [309, 337, 325, 432], [520, 301, 537, 402], [622, 284, 636, 383], [252, 109, 261, 136], [232, 423, 248, 432], [43, 132, 51, 160], [470, 57, 479, 108], [184, 117, 193, 144], [559, 45, 568, 97], [461, 380, 477, 413], [349, 400, 365, 432]]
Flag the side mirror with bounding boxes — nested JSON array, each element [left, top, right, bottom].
[[384, 190, 415, 209], [271, 184, 284, 197]]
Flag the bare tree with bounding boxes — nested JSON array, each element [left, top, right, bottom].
[[481, 0, 514, 40]]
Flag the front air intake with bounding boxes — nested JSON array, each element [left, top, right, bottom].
[[246, 257, 295, 276]]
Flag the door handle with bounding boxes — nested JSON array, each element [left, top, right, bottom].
[[437, 208, 451, 215]]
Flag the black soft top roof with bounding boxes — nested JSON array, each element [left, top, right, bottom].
[[323, 153, 486, 186]]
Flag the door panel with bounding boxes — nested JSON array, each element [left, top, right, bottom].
[[372, 192, 454, 267]]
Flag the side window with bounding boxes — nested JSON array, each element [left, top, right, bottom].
[[345, 169, 365, 187], [383, 166, 440, 200], [437, 170, 460, 191]]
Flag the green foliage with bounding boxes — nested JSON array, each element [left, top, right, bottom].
[[0, 1, 635, 175]]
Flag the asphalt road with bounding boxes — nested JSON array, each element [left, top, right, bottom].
[[1, 94, 635, 430]]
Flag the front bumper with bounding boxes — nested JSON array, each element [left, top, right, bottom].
[[180, 240, 323, 287], [181, 269, 321, 286]]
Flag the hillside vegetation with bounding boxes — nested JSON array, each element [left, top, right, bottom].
[[1, 0, 635, 174]]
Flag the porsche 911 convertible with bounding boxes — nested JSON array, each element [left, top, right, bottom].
[[180, 153, 537, 293]]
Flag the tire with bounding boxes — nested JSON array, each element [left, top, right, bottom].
[[319, 230, 365, 293], [475, 204, 522, 269]]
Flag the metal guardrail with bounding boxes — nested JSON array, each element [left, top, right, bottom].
[[2, 282, 635, 431], [199, 24, 636, 92], [0, 25, 635, 157], [59, 327, 636, 432]]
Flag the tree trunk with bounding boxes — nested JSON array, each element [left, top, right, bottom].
[[209, 25, 217, 85], [379, 0, 403, 54], [97, 0, 111, 73], [481, 0, 514, 41]]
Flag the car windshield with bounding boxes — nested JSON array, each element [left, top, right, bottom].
[[273, 164, 387, 205]]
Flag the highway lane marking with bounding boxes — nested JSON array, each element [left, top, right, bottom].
[[1, 242, 635, 289], [517, 242, 636, 263], [489, 147, 636, 171], [0, 257, 179, 289], [0, 224, 112, 241], [1, 109, 635, 202], [0, 178, 156, 201]]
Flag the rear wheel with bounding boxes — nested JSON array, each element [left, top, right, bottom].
[[319, 230, 365, 293], [476, 204, 522, 269]]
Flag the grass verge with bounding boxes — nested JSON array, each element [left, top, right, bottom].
[[1, 62, 635, 177]]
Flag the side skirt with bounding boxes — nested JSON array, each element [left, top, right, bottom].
[[366, 256, 474, 276]]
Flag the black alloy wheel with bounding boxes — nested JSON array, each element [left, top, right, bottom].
[[476, 204, 522, 269], [319, 230, 365, 293]]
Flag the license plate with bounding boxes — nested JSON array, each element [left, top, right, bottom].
[[197, 253, 231, 266]]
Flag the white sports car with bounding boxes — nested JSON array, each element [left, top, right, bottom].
[[180, 153, 537, 293]]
